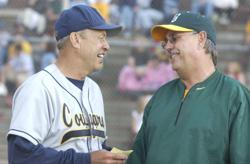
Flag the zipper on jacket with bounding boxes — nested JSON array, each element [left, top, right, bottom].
[[174, 98, 184, 125], [174, 92, 187, 125]]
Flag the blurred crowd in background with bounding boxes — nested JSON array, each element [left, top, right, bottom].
[[0, 0, 245, 37], [0, 0, 250, 144]]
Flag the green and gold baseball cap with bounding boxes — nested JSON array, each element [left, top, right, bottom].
[[151, 11, 216, 45]]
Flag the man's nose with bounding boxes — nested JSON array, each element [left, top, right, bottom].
[[103, 40, 110, 51]]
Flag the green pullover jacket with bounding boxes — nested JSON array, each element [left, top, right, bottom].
[[127, 70, 250, 164]]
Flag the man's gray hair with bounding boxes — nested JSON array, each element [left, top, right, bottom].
[[56, 31, 86, 50], [204, 39, 218, 66], [56, 36, 69, 50]]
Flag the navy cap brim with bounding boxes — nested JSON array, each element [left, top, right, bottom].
[[91, 24, 123, 36]]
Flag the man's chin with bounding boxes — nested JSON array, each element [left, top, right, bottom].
[[171, 63, 178, 71], [93, 65, 103, 72]]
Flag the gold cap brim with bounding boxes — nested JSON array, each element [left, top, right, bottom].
[[151, 24, 193, 41]]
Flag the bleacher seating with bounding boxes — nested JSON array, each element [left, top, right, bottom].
[[0, 1, 250, 163]]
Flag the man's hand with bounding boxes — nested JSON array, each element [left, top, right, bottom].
[[91, 150, 127, 164]]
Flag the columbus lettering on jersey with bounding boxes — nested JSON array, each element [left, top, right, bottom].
[[61, 103, 105, 144]]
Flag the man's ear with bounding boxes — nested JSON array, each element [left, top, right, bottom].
[[69, 32, 81, 49], [198, 31, 207, 48]]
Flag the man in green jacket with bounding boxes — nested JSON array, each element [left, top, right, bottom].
[[127, 11, 250, 164]]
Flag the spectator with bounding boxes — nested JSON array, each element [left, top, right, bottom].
[[0, 21, 10, 67], [45, 6, 59, 35], [142, 55, 176, 91], [118, 50, 176, 99], [109, 0, 120, 24], [7, 23, 33, 59], [225, 61, 246, 85], [0, 0, 7, 7], [213, 0, 239, 25], [0, 22, 8, 97], [191, 0, 214, 18], [135, 0, 164, 34], [151, 0, 164, 12], [28, 0, 48, 14], [119, 0, 137, 37], [4, 43, 34, 107], [17, 0, 47, 34], [90, 0, 111, 22], [117, 35, 152, 99], [40, 42, 57, 69], [63, 0, 89, 9], [7, 43, 34, 82], [244, 18, 250, 45], [48, 0, 63, 15], [117, 57, 144, 99], [163, 0, 181, 22], [130, 35, 152, 66], [0, 69, 7, 96], [130, 95, 151, 141]]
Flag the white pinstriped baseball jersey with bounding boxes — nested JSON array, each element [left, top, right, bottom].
[[8, 64, 106, 153]]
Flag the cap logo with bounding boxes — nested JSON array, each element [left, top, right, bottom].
[[171, 13, 181, 23]]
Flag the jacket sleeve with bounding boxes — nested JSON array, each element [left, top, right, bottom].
[[229, 87, 250, 164], [126, 98, 153, 164]]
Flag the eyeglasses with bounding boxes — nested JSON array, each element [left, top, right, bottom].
[[161, 32, 198, 49]]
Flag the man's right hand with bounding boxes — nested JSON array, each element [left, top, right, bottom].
[[91, 150, 127, 164]]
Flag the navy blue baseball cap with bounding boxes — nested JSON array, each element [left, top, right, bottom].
[[55, 5, 122, 41]]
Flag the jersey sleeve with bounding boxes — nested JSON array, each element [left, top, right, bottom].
[[8, 135, 90, 164], [8, 79, 53, 145], [229, 86, 250, 164]]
